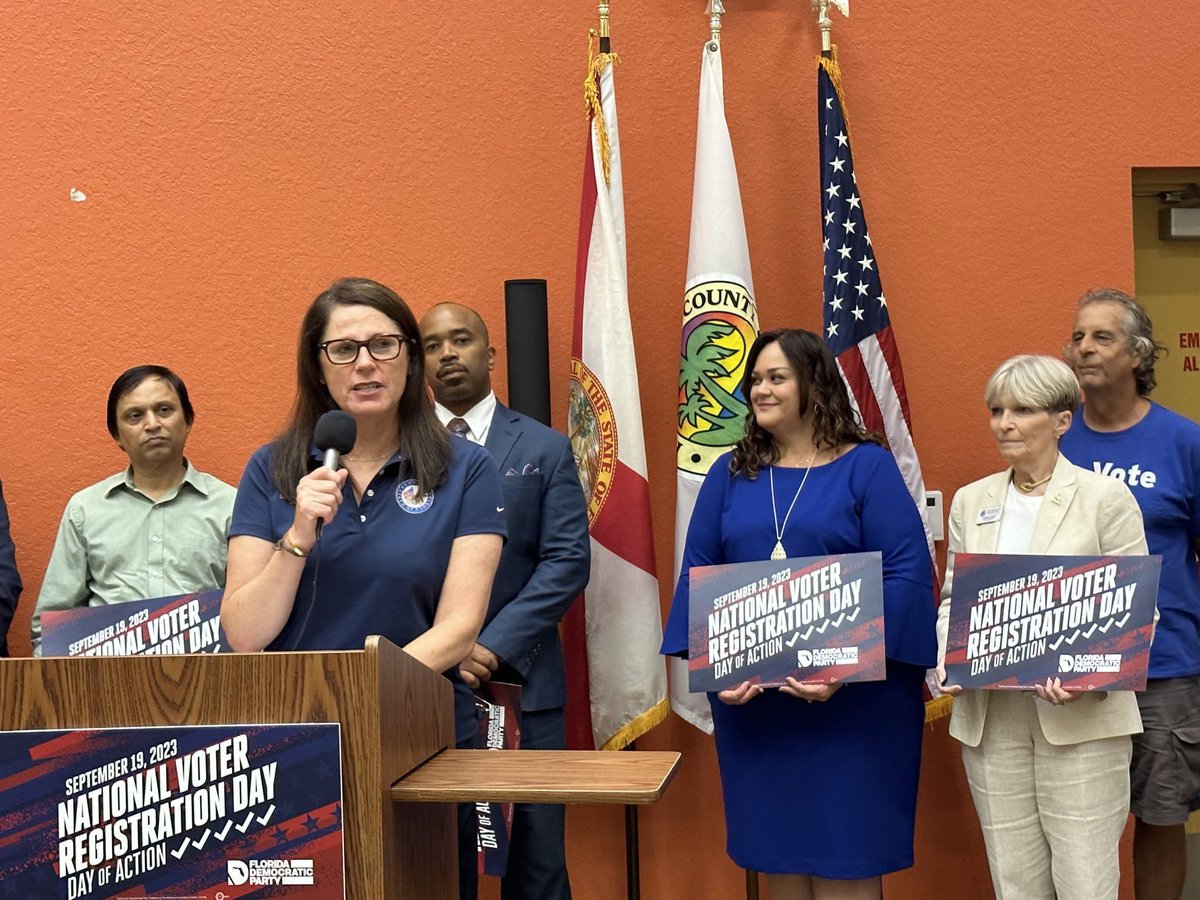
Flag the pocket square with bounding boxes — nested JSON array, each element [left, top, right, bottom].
[[505, 465, 540, 476]]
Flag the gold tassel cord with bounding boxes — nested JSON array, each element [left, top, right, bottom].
[[816, 48, 851, 142], [583, 29, 620, 187]]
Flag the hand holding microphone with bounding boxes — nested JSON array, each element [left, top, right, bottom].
[[291, 411, 357, 547]]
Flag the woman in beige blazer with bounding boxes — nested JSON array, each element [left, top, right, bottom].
[[935, 355, 1148, 900]]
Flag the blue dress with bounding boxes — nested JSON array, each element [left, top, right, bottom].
[[662, 443, 936, 877]]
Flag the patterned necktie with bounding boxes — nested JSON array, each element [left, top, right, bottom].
[[446, 417, 470, 437]]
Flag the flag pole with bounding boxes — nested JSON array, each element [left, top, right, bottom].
[[705, 11, 757, 900], [811, 0, 849, 56], [593, 7, 646, 896], [598, 0, 611, 51], [708, 0, 725, 49]]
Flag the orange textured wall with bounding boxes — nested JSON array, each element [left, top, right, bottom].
[[4, 2, 1198, 897]]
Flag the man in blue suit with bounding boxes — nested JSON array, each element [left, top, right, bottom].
[[420, 302, 590, 900]]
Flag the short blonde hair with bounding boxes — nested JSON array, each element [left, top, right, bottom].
[[984, 355, 1080, 413]]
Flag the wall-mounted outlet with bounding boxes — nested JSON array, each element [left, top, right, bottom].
[[925, 490, 944, 541]]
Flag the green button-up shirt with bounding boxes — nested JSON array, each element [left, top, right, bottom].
[[31, 462, 236, 654]]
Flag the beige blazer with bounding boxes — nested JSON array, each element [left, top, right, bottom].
[[937, 453, 1149, 747]]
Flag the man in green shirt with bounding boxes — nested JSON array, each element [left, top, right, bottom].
[[31, 366, 236, 655]]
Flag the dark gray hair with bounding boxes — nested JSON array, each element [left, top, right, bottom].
[[1066, 288, 1165, 397]]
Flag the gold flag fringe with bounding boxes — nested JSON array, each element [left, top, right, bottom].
[[924, 692, 954, 724], [584, 29, 620, 187], [599, 696, 670, 751], [1187, 810, 1200, 835]]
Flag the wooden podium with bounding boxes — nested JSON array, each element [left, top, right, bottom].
[[0, 637, 678, 899]]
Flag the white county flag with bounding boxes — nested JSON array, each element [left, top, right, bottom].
[[672, 42, 759, 732]]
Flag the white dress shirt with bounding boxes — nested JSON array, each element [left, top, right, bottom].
[[433, 391, 497, 446]]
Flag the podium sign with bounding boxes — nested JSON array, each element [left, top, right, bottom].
[[0, 723, 344, 898]]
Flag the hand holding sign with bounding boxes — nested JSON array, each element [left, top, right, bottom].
[[717, 681, 765, 705], [779, 678, 842, 702], [1034, 676, 1082, 705]]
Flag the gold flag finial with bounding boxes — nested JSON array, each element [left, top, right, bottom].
[[598, 0, 610, 40], [707, 0, 725, 50], [812, 0, 849, 54]]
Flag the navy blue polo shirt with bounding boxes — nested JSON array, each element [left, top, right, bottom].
[[229, 437, 506, 740]]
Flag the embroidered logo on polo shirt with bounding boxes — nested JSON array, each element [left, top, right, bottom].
[[396, 479, 434, 514]]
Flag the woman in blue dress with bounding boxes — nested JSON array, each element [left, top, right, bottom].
[[663, 328, 936, 900]]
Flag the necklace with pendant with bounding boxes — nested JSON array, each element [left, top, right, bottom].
[[769, 448, 818, 561]]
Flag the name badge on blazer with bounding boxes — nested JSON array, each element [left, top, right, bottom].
[[976, 506, 1002, 525]]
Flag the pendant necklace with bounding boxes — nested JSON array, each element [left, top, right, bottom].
[[769, 448, 818, 561]]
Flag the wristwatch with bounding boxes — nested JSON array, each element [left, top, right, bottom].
[[274, 532, 311, 558]]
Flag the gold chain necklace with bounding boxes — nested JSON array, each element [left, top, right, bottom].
[[1014, 473, 1052, 494], [344, 450, 396, 462], [769, 448, 818, 561]]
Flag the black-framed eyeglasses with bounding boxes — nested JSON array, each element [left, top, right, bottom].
[[319, 333, 412, 365]]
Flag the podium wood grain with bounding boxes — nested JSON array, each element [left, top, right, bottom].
[[0, 637, 456, 899], [2, 642, 683, 897], [391, 749, 681, 804]]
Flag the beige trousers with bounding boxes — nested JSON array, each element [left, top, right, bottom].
[[960, 690, 1132, 900]]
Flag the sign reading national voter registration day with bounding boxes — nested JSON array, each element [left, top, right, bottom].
[[0, 723, 344, 898], [41, 589, 228, 658], [943, 553, 1159, 691], [688, 552, 885, 692]]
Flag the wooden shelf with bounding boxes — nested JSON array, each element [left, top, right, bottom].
[[391, 749, 680, 805]]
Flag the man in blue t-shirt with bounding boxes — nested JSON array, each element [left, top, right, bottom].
[[1061, 288, 1200, 900]]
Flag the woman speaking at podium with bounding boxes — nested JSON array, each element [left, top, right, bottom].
[[935, 355, 1147, 900], [663, 329, 936, 900], [220, 277, 505, 747]]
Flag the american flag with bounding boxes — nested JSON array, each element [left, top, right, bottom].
[[818, 56, 929, 531]]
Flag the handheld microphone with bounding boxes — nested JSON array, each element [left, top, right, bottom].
[[312, 410, 357, 541], [284, 410, 355, 652]]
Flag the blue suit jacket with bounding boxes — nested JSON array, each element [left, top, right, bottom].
[[0, 479, 22, 658], [481, 404, 590, 712]]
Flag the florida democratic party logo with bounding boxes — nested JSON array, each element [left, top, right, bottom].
[[228, 858, 316, 886], [568, 357, 617, 527], [1059, 653, 1121, 674], [395, 479, 434, 514], [797, 647, 859, 667], [678, 278, 758, 477]]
